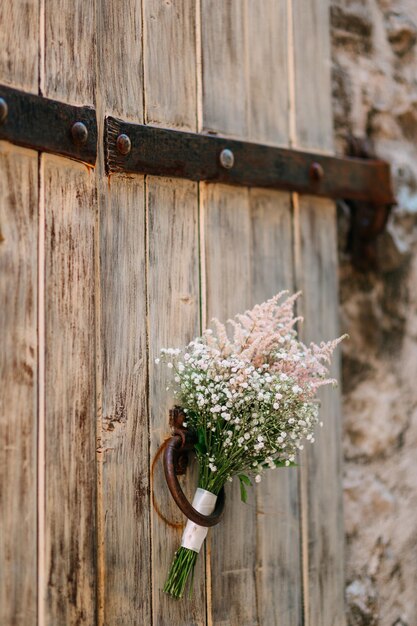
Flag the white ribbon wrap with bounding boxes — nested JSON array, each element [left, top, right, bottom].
[[181, 488, 217, 553]]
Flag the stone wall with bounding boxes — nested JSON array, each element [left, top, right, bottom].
[[331, 1, 417, 624]]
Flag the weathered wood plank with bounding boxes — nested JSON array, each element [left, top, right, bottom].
[[98, 0, 143, 120], [245, 3, 303, 619], [201, 182, 258, 626], [246, 0, 289, 146], [0, 1, 39, 93], [96, 2, 150, 624], [43, 155, 97, 624], [294, 197, 345, 626], [42, 3, 97, 623], [250, 188, 302, 626], [291, 0, 346, 623], [292, 0, 333, 152], [147, 176, 204, 625], [0, 144, 38, 626], [99, 176, 150, 626], [0, 5, 39, 624], [44, 0, 96, 104], [142, 3, 206, 623], [144, 0, 197, 130], [201, 1, 246, 136], [201, 5, 303, 623]]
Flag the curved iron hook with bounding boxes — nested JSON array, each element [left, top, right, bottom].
[[163, 434, 225, 527]]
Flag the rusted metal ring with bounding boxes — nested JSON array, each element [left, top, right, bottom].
[[163, 434, 225, 527]]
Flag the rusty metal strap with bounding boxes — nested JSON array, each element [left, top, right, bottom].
[[0, 84, 394, 207], [105, 116, 394, 204], [0, 84, 97, 165]]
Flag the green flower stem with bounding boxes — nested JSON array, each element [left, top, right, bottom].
[[163, 547, 198, 599]]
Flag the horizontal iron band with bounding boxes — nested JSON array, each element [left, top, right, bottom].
[[0, 84, 97, 165], [105, 116, 394, 204]]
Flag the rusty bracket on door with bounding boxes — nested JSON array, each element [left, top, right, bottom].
[[0, 84, 97, 165], [105, 116, 394, 205]]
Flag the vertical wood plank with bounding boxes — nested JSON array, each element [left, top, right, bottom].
[[246, 0, 289, 146], [291, 0, 346, 623], [201, 183, 258, 626], [0, 4, 39, 624], [200, 6, 253, 617], [96, 2, 150, 624], [294, 198, 345, 625], [245, 2, 303, 621], [201, 3, 302, 624], [0, 145, 38, 626], [142, 2, 206, 623], [43, 156, 97, 625], [292, 0, 333, 152], [147, 177, 204, 625], [0, 1, 39, 92], [99, 176, 150, 626], [42, 2, 97, 623], [144, 0, 197, 130], [250, 189, 302, 626], [44, 1, 96, 103], [201, 1, 246, 136], [98, 0, 143, 120]]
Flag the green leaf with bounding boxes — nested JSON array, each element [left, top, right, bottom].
[[238, 474, 252, 486], [239, 481, 248, 503], [194, 428, 207, 455], [238, 474, 252, 503]]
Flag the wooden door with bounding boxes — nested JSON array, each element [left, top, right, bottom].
[[0, 1, 345, 625]]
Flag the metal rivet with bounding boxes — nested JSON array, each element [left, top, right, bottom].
[[0, 98, 8, 125], [220, 148, 234, 169], [71, 121, 88, 145], [310, 162, 324, 181], [116, 133, 131, 156]]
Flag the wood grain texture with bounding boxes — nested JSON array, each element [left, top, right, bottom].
[[42, 3, 97, 623], [99, 176, 150, 626], [0, 4, 39, 624], [97, 0, 143, 120], [246, 0, 289, 146], [0, 1, 39, 92], [0, 145, 38, 626], [43, 155, 97, 625], [201, 1, 246, 136], [44, 0, 96, 104], [201, 183, 259, 626], [250, 188, 302, 626], [96, 2, 150, 624], [147, 177, 204, 625], [295, 197, 345, 626], [142, 4, 205, 622], [292, 0, 333, 152], [144, 0, 197, 130], [291, 0, 346, 622]]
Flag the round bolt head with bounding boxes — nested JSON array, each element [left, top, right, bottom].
[[71, 121, 88, 145], [0, 98, 8, 125], [220, 148, 234, 169], [116, 133, 131, 156], [310, 162, 324, 181]]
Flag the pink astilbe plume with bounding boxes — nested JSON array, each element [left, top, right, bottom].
[[205, 291, 346, 398]]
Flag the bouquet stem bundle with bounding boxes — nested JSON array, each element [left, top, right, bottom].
[[158, 291, 345, 599]]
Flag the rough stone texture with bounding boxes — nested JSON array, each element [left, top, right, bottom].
[[331, 1, 417, 624]]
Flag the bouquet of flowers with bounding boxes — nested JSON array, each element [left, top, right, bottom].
[[158, 291, 345, 598]]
